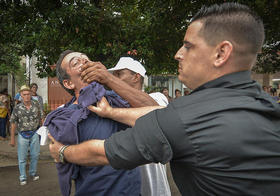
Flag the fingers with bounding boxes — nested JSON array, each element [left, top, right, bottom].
[[48, 134, 61, 161], [80, 61, 101, 72], [80, 62, 107, 83], [80, 61, 104, 76], [100, 97, 109, 106], [9, 140, 15, 147], [80, 63, 92, 77], [82, 73, 99, 84], [87, 97, 111, 118], [48, 133, 55, 144], [9, 143, 15, 147], [88, 105, 100, 113]]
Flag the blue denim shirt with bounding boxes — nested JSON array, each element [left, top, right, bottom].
[[44, 82, 140, 196], [71, 104, 141, 196]]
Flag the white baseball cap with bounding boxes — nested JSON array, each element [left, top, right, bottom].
[[108, 57, 146, 77]]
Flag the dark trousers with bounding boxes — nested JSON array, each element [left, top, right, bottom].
[[0, 117, 7, 138]]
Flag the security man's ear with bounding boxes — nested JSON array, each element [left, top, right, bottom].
[[63, 79, 75, 90], [214, 41, 233, 67]]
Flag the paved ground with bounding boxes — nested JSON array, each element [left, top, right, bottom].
[[0, 162, 68, 196], [0, 136, 180, 196], [0, 137, 74, 196]]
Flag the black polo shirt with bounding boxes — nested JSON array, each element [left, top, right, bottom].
[[105, 71, 280, 195]]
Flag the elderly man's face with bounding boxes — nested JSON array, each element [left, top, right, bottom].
[[174, 21, 215, 90], [20, 90, 31, 103], [61, 52, 90, 92]]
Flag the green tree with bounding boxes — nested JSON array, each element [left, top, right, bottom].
[[0, 44, 22, 75], [0, 0, 279, 77], [254, 42, 280, 73], [241, 0, 280, 73]]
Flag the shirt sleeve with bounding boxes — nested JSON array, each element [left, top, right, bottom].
[[39, 96, 44, 111], [34, 100, 44, 119], [39, 105, 44, 119], [104, 108, 173, 170]]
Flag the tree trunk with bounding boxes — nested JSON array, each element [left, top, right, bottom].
[[263, 73, 270, 87]]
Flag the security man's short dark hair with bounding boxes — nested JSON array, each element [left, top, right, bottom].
[[191, 2, 264, 55]]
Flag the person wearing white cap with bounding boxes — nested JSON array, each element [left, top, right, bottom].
[[80, 58, 158, 107], [108, 57, 147, 91], [109, 57, 171, 196], [109, 57, 146, 77], [80, 56, 171, 196]]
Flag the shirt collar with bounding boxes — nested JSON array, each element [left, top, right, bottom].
[[192, 71, 252, 93]]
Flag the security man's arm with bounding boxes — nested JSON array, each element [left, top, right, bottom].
[[49, 108, 173, 169], [48, 134, 109, 166], [80, 62, 158, 107], [88, 97, 164, 126]]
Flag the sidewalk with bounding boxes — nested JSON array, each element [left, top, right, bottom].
[[0, 136, 51, 168], [0, 162, 64, 196], [0, 136, 74, 196]]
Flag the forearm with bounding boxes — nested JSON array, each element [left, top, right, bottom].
[[5, 105, 10, 116], [10, 123, 16, 142], [105, 76, 158, 107], [109, 106, 164, 126], [64, 139, 109, 166], [41, 118, 44, 126]]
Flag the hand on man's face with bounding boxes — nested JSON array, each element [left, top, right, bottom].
[[80, 62, 110, 84]]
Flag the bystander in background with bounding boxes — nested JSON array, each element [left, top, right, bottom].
[[162, 88, 172, 103], [2, 89, 12, 136], [10, 85, 44, 186], [30, 83, 44, 111], [183, 88, 190, 96], [0, 90, 10, 140], [174, 89, 182, 99], [14, 91, 22, 105]]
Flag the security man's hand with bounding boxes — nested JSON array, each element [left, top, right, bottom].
[[48, 133, 63, 163], [87, 97, 113, 118]]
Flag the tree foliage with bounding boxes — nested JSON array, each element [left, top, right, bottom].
[[254, 42, 280, 73], [0, 0, 279, 77], [0, 44, 22, 74]]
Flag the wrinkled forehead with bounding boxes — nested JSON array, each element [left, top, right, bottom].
[[62, 52, 88, 65], [20, 90, 31, 95]]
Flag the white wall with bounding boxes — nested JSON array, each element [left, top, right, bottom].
[[167, 77, 184, 98], [27, 56, 48, 104]]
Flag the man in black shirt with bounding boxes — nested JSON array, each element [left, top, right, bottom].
[[49, 2, 280, 195]]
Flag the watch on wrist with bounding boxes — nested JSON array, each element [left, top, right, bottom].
[[59, 145, 69, 164]]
